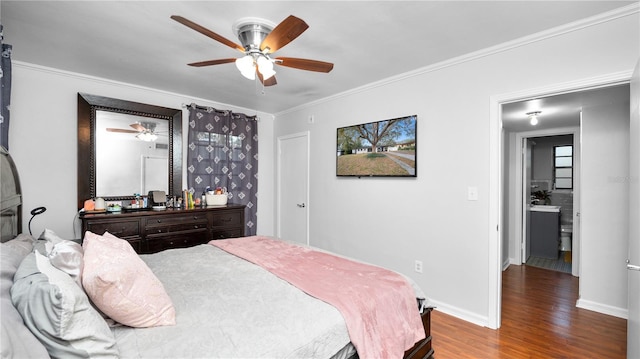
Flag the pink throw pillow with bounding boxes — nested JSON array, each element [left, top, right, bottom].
[[82, 231, 176, 327]]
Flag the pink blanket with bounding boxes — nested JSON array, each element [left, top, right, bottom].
[[210, 236, 425, 359]]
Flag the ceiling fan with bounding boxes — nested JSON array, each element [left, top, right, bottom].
[[106, 122, 164, 142], [171, 14, 334, 86]]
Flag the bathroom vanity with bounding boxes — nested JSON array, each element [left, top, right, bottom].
[[528, 205, 561, 259]]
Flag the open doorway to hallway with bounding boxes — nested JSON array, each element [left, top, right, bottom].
[[499, 82, 631, 323], [502, 84, 629, 278]]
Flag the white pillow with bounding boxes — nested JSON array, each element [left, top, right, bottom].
[[11, 251, 118, 358], [82, 231, 176, 328], [36, 229, 84, 286]]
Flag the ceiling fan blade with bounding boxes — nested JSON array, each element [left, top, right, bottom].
[[130, 123, 146, 132], [106, 128, 139, 134], [274, 57, 334, 73], [188, 58, 237, 67], [171, 15, 245, 53], [257, 71, 278, 87], [260, 15, 308, 53]]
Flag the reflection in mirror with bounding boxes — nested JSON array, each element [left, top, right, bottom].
[[95, 111, 169, 196]]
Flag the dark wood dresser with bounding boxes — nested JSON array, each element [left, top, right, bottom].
[[80, 204, 245, 254]]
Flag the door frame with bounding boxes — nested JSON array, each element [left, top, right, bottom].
[[488, 71, 632, 329], [514, 127, 580, 275], [276, 131, 310, 244]]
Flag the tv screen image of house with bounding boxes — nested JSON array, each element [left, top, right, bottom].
[[336, 115, 417, 177]]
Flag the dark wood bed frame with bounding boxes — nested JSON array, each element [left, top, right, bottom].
[[1, 146, 22, 243], [0, 146, 434, 359], [404, 307, 434, 359]]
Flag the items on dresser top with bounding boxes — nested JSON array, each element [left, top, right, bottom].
[[80, 205, 245, 254]]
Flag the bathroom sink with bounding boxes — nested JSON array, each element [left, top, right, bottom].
[[529, 205, 561, 212]]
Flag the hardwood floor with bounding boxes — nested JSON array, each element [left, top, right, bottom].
[[430, 265, 627, 358]]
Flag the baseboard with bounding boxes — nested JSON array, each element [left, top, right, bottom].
[[576, 298, 628, 319], [427, 299, 489, 328], [502, 258, 511, 271]]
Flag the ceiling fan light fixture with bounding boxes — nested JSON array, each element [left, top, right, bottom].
[[526, 111, 541, 126], [256, 55, 275, 80], [235, 55, 256, 80], [136, 132, 158, 142]]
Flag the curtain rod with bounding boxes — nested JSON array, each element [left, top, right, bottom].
[[181, 103, 259, 121]]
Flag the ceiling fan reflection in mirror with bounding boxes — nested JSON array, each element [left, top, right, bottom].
[[106, 122, 165, 142], [171, 14, 334, 86]]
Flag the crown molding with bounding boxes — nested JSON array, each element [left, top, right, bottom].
[[13, 61, 272, 118], [276, 3, 639, 117]]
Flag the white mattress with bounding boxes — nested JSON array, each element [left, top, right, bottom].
[[111, 244, 354, 358]]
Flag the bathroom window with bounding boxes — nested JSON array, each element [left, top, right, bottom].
[[554, 145, 573, 189]]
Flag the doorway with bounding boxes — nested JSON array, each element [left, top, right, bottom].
[[488, 73, 632, 330], [519, 133, 578, 275]]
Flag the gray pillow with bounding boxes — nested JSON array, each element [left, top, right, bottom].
[[2, 233, 35, 260], [1, 238, 50, 359], [11, 251, 119, 359]]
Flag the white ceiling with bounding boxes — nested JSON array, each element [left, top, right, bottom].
[[502, 84, 631, 132], [1, 1, 635, 115]]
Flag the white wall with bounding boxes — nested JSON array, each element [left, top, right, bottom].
[[578, 101, 630, 317], [274, 12, 639, 325], [9, 64, 276, 239]]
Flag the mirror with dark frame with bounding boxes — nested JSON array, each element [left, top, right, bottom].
[[77, 93, 182, 209]]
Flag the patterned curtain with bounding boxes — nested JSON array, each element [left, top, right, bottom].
[[186, 104, 259, 236], [0, 24, 12, 150]]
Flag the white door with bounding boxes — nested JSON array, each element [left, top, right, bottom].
[[277, 132, 309, 245], [627, 59, 640, 359], [142, 156, 168, 193]]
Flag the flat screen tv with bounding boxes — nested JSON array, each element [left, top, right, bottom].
[[336, 115, 417, 177]]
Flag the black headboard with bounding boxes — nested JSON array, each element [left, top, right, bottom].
[[1, 146, 22, 242]]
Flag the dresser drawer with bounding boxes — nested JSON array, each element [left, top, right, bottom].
[[211, 227, 244, 240], [210, 210, 243, 228], [145, 213, 208, 227], [145, 218, 208, 234], [127, 238, 143, 253], [145, 228, 209, 253], [84, 219, 140, 238]]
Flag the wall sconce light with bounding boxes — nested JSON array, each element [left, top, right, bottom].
[[527, 111, 541, 126], [28, 206, 47, 236]]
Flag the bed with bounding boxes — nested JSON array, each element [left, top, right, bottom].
[[1, 146, 434, 359]]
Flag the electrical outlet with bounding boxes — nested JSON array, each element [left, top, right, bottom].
[[414, 260, 423, 273]]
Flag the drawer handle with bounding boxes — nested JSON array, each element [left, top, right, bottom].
[[157, 219, 162, 223], [194, 225, 199, 229], [157, 229, 162, 233]]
